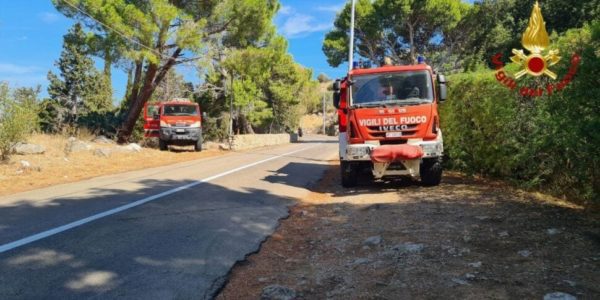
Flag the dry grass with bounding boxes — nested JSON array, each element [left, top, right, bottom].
[[0, 134, 225, 196], [300, 114, 323, 134]]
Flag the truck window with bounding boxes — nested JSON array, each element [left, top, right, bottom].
[[351, 71, 433, 105], [162, 105, 198, 116], [146, 105, 159, 117]]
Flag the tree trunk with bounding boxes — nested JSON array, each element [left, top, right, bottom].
[[408, 23, 416, 64], [104, 49, 112, 87], [117, 49, 182, 143], [124, 63, 134, 101], [239, 113, 254, 134]]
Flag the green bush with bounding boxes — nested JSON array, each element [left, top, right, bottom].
[[203, 112, 231, 142], [0, 83, 40, 161], [441, 22, 599, 208]]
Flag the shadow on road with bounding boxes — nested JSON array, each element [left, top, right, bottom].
[[0, 175, 302, 299]]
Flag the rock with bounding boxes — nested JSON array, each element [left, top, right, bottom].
[[392, 242, 424, 254], [543, 292, 577, 300], [258, 277, 269, 283], [563, 280, 576, 287], [451, 278, 469, 285], [117, 143, 142, 153], [465, 273, 476, 279], [547, 228, 560, 235], [349, 258, 371, 266], [94, 148, 112, 158], [19, 160, 31, 168], [498, 231, 509, 238], [468, 261, 482, 268], [18, 160, 41, 172], [518, 250, 531, 257], [65, 138, 93, 153], [459, 248, 471, 256], [12, 143, 46, 155], [261, 284, 297, 300], [363, 235, 382, 246], [92, 135, 114, 144], [218, 143, 230, 151]]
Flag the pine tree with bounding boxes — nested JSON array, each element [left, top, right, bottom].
[[45, 23, 112, 133]]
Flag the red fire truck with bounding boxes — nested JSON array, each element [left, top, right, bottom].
[[143, 99, 203, 151], [333, 63, 447, 187]]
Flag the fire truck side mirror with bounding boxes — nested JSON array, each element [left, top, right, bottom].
[[332, 80, 341, 109], [437, 74, 447, 102], [332, 80, 341, 92]]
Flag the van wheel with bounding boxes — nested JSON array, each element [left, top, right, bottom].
[[194, 136, 203, 152], [341, 161, 357, 188], [159, 139, 168, 151], [420, 158, 442, 186]]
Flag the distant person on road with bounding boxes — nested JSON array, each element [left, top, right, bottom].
[[297, 127, 303, 137]]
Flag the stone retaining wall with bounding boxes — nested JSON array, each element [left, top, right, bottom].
[[231, 134, 293, 151]]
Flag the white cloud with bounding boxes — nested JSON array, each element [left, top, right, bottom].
[[39, 12, 60, 24], [279, 14, 332, 38], [279, 5, 293, 15], [316, 4, 344, 13], [0, 74, 47, 90], [0, 63, 40, 75]]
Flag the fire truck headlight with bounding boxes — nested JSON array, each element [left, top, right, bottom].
[[346, 145, 370, 158], [189, 121, 201, 128], [420, 142, 443, 157]]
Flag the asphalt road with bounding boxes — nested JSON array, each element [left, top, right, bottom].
[[0, 135, 338, 299]]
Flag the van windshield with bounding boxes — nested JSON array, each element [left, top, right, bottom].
[[351, 71, 433, 107], [163, 105, 198, 116]]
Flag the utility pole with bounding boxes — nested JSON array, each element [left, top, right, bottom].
[[348, 0, 356, 73], [322, 94, 326, 135], [229, 73, 234, 138]]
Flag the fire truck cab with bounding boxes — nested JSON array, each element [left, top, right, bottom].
[[143, 98, 203, 151], [333, 63, 447, 187]]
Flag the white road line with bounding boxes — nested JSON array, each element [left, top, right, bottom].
[[0, 145, 318, 254]]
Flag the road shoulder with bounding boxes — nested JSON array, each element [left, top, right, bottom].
[[218, 165, 600, 299]]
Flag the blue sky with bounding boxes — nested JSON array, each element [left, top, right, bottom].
[[0, 1, 348, 100]]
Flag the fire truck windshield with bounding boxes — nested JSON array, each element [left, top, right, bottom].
[[350, 71, 433, 107], [163, 105, 198, 116]]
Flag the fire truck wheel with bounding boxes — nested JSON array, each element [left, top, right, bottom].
[[420, 158, 442, 186], [194, 137, 203, 152], [340, 161, 358, 188], [159, 139, 168, 151]]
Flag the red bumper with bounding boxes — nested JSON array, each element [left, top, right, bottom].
[[370, 145, 424, 163]]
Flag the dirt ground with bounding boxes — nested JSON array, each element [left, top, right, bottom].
[[0, 134, 225, 196], [218, 164, 600, 299]]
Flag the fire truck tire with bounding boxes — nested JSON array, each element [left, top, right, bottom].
[[340, 161, 358, 188], [420, 158, 442, 186], [159, 139, 168, 151], [194, 136, 203, 152]]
